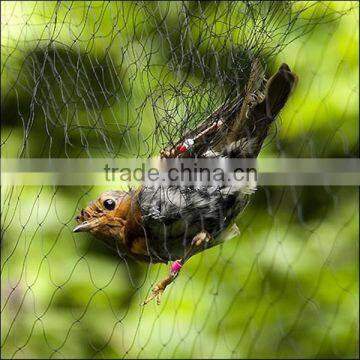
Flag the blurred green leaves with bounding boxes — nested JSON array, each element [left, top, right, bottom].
[[1, 1, 358, 359]]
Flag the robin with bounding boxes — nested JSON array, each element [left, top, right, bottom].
[[73, 62, 297, 304]]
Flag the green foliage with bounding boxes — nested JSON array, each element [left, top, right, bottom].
[[1, 2, 358, 358]]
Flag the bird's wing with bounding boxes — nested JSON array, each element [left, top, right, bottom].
[[159, 61, 297, 159]]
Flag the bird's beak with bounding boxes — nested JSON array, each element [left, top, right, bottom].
[[73, 221, 92, 233], [73, 216, 125, 233], [73, 218, 102, 233]]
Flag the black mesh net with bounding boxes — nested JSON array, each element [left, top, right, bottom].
[[1, 1, 359, 358]]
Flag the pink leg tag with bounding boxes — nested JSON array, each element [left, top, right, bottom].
[[171, 260, 183, 273]]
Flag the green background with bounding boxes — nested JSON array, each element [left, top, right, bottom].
[[1, 2, 358, 358]]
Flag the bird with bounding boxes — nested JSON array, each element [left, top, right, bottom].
[[73, 61, 297, 305]]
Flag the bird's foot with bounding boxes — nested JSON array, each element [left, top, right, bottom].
[[191, 230, 211, 247], [142, 231, 211, 305], [181, 230, 212, 263], [143, 260, 182, 305]]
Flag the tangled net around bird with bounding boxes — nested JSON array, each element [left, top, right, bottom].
[[1, 1, 358, 359]]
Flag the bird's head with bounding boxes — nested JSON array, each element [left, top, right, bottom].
[[73, 190, 133, 241]]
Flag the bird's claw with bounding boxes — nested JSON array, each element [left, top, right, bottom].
[[143, 232, 211, 305], [143, 284, 165, 305], [142, 263, 181, 305], [191, 230, 211, 247]]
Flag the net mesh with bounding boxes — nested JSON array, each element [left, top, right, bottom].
[[1, 1, 359, 358]]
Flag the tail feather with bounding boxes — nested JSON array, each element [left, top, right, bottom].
[[224, 63, 297, 158], [265, 63, 297, 118]]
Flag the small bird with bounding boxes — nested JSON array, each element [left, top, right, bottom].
[[73, 61, 297, 304]]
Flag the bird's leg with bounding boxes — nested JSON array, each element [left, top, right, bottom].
[[190, 230, 211, 248], [142, 259, 182, 305], [143, 230, 211, 305]]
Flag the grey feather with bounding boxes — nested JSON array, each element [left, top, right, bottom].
[[138, 185, 252, 261]]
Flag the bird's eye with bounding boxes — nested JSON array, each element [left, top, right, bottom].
[[103, 199, 116, 210]]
